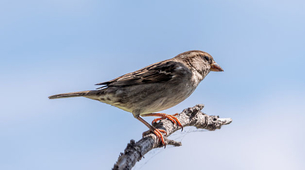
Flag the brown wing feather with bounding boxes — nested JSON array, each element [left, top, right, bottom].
[[96, 60, 190, 89]]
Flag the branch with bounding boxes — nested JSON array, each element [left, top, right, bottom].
[[113, 104, 232, 170]]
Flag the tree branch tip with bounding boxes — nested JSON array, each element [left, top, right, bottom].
[[166, 138, 182, 147], [218, 118, 233, 125]]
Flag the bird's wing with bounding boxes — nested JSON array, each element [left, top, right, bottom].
[[96, 60, 191, 88]]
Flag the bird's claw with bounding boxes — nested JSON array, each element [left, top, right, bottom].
[[151, 113, 183, 131], [152, 129, 167, 146]]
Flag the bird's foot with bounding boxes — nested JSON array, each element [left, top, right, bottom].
[[152, 129, 167, 146], [137, 116, 168, 147], [151, 113, 183, 131], [143, 128, 167, 146]]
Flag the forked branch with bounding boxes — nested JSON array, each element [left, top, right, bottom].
[[113, 104, 232, 170]]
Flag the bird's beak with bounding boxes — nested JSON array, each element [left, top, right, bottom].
[[210, 62, 224, 72]]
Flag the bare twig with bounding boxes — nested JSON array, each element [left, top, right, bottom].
[[113, 104, 232, 170]]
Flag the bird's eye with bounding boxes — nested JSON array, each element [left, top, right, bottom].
[[204, 56, 210, 61]]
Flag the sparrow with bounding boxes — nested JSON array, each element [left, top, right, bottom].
[[49, 50, 223, 145]]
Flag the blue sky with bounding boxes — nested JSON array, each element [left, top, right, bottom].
[[1, 1, 304, 170]]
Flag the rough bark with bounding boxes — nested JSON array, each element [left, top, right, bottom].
[[113, 104, 232, 170]]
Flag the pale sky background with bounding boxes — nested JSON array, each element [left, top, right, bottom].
[[1, 0, 305, 170]]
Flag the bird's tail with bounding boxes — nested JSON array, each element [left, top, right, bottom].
[[48, 90, 102, 99]]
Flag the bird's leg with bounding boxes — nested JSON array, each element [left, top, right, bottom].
[[135, 116, 167, 146], [143, 113, 183, 131]]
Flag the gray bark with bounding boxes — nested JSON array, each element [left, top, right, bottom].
[[113, 104, 232, 170]]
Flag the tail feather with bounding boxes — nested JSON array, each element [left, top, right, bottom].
[[48, 90, 101, 99]]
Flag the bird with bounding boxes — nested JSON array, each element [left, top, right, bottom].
[[48, 50, 223, 146]]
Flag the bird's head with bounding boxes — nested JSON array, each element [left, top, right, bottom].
[[176, 50, 224, 77]]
